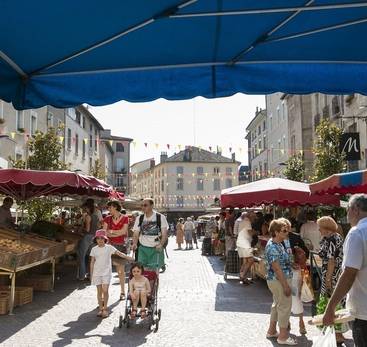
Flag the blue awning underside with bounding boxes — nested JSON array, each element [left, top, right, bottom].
[[2, 0, 367, 109]]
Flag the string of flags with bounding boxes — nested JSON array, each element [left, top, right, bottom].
[[0, 128, 314, 156]]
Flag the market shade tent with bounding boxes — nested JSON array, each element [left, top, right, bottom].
[[2, 1, 367, 110], [0, 168, 117, 200], [309, 169, 367, 195], [220, 177, 340, 208]]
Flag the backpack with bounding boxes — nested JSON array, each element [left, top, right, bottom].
[[138, 213, 168, 250]]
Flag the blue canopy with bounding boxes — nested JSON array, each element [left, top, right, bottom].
[[2, 0, 367, 110]]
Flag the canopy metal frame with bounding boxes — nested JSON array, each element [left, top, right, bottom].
[[1, 0, 367, 80]]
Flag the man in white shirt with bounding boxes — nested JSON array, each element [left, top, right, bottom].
[[323, 194, 367, 346], [235, 211, 256, 285], [300, 211, 321, 251], [132, 198, 168, 270]]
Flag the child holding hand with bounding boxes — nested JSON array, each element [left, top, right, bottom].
[[129, 263, 151, 319], [90, 230, 134, 318]]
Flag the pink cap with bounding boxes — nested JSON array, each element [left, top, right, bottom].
[[94, 229, 109, 241]]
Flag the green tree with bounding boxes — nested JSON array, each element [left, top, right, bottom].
[[283, 153, 305, 182], [312, 119, 346, 182], [89, 159, 106, 180], [9, 127, 69, 222]]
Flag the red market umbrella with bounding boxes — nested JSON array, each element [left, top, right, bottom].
[[0, 168, 114, 200], [309, 170, 367, 195], [109, 190, 125, 201], [221, 177, 340, 208]]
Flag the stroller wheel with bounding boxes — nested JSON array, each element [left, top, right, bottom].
[[118, 315, 123, 329], [154, 320, 159, 333], [158, 309, 162, 321]]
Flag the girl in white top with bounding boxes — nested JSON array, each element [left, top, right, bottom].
[[90, 230, 134, 318], [129, 263, 151, 319]]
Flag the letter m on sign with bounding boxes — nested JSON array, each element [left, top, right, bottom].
[[340, 133, 361, 161]]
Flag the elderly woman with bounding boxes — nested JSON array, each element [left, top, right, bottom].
[[265, 219, 297, 346], [183, 217, 195, 250], [279, 218, 308, 336], [317, 216, 346, 344]]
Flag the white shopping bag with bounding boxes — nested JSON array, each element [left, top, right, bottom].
[[313, 326, 337, 347]]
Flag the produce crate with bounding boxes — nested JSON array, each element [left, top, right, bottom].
[[0, 292, 9, 315], [0, 286, 33, 307], [18, 274, 53, 292]]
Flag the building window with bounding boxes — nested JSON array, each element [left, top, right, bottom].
[[197, 179, 204, 191], [89, 157, 93, 171], [16, 110, 24, 130], [176, 166, 184, 175], [196, 197, 204, 208], [116, 175, 124, 187], [75, 134, 79, 155], [47, 112, 54, 128], [259, 139, 262, 152], [197, 166, 204, 175], [30, 113, 37, 135], [67, 129, 72, 150], [161, 180, 164, 192], [213, 179, 220, 191], [116, 143, 124, 152], [263, 135, 267, 149], [258, 125, 261, 135], [225, 178, 233, 188], [88, 134, 92, 148], [213, 167, 220, 175], [176, 196, 184, 207], [270, 116, 273, 130], [263, 120, 266, 131], [82, 115, 86, 129], [277, 107, 280, 124], [94, 129, 98, 151], [82, 139, 86, 159], [116, 158, 125, 172], [90, 124, 93, 133], [264, 162, 268, 176], [283, 136, 286, 154], [176, 177, 184, 190], [226, 167, 232, 175], [75, 110, 81, 124]]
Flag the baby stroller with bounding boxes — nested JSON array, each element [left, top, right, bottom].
[[119, 258, 162, 332]]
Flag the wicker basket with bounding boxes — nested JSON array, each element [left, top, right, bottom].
[[0, 292, 9, 315], [18, 275, 53, 292]]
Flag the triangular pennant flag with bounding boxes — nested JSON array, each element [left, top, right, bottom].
[[59, 136, 64, 143], [109, 140, 113, 146], [10, 132, 16, 139], [155, 143, 159, 149], [84, 138, 88, 144]]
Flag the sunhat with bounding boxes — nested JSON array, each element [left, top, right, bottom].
[[94, 229, 109, 241]]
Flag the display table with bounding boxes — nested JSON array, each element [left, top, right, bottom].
[[0, 228, 65, 313]]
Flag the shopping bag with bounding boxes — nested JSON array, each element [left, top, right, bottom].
[[313, 326, 337, 347]]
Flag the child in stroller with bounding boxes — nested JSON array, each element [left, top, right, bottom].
[[129, 263, 151, 319]]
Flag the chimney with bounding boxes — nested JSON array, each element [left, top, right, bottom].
[[232, 153, 236, 162], [216, 146, 222, 156], [183, 146, 192, 161], [160, 152, 168, 163], [256, 106, 259, 114]]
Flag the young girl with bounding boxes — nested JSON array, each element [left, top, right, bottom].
[[90, 230, 134, 318], [129, 263, 151, 319]]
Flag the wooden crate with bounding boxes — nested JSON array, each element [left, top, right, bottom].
[[0, 292, 9, 315], [18, 274, 53, 292], [0, 286, 33, 306]]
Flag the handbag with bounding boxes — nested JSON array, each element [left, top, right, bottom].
[[313, 327, 337, 347]]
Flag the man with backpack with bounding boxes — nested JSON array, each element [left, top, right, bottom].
[[132, 198, 169, 270]]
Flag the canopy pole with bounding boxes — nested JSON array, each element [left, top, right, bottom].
[[228, 0, 315, 65], [171, 2, 367, 18], [0, 51, 27, 78]]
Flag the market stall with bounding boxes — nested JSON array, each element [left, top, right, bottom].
[[220, 178, 340, 280], [0, 168, 118, 314], [310, 169, 367, 195]]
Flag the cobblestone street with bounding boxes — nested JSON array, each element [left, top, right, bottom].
[[0, 238, 353, 347]]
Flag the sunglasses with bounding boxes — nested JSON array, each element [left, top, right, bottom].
[[142, 204, 150, 207]]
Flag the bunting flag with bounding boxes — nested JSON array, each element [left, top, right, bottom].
[[59, 136, 64, 144], [109, 140, 113, 146]]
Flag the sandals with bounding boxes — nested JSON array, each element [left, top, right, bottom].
[[101, 310, 109, 319], [131, 308, 137, 319], [120, 293, 126, 301], [266, 332, 279, 338], [97, 310, 103, 317], [277, 337, 297, 345], [140, 309, 147, 319], [299, 326, 307, 335]]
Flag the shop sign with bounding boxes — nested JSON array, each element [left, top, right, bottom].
[[340, 133, 361, 161]]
